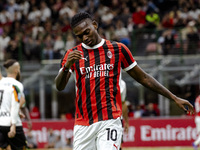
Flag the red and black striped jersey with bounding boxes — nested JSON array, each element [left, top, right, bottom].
[[60, 39, 137, 126]]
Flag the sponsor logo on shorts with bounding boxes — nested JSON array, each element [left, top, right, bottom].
[[113, 144, 118, 149]]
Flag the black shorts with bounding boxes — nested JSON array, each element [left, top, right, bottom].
[[0, 126, 27, 150]]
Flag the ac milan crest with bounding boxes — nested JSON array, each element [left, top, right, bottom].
[[107, 51, 112, 59]]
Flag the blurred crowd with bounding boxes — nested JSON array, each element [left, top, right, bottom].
[[25, 128, 73, 149], [0, 0, 200, 61], [126, 102, 160, 118]]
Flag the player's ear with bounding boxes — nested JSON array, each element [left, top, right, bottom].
[[92, 20, 98, 30]]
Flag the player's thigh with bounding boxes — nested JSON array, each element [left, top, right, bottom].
[[96, 117, 123, 150], [73, 125, 97, 150], [8, 126, 27, 150], [0, 127, 9, 149]]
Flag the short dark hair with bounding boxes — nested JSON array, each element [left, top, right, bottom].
[[3, 59, 17, 69], [70, 12, 93, 28]]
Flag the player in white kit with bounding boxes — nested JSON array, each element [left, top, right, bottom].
[[193, 94, 200, 150], [0, 60, 27, 150], [0, 76, 27, 149], [120, 79, 129, 150]]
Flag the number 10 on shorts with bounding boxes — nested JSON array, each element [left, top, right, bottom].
[[106, 128, 117, 141]]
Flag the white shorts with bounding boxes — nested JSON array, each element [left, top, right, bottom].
[[73, 117, 123, 150]]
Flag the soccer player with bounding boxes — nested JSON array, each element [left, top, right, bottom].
[[0, 78, 21, 150], [0, 59, 27, 150], [120, 79, 129, 150], [120, 79, 129, 134], [193, 94, 200, 150], [3, 59, 32, 130], [55, 12, 194, 150]]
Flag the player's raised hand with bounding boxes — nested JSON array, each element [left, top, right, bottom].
[[174, 97, 194, 114], [65, 50, 82, 69]]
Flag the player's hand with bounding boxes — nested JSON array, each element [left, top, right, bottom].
[[124, 122, 129, 134], [19, 111, 25, 119], [27, 121, 32, 130], [8, 124, 16, 138], [65, 50, 82, 69], [174, 97, 194, 115]]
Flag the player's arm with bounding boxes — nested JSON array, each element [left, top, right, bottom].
[[122, 101, 129, 133], [8, 87, 20, 138], [20, 106, 32, 130], [55, 50, 82, 91], [127, 65, 194, 114], [55, 68, 71, 91], [19, 95, 32, 129], [19, 95, 25, 108]]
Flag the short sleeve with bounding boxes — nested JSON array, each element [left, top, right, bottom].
[[120, 43, 137, 71]]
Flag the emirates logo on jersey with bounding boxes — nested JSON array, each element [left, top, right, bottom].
[[80, 64, 114, 78], [107, 51, 112, 59]]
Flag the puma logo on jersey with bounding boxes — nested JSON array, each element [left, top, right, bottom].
[[81, 56, 88, 61]]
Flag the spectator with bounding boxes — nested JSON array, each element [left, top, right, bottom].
[[65, 138, 73, 149], [186, 21, 199, 54], [59, 1, 73, 20], [115, 19, 130, 47], [105, 25, 117, 41], [65, 33, 76, 51], [5, 34, 21, 60], [54, 34, 65, 59], [26, 129, 38, 149], [40, 1, 51, 23], [161, 12, 174, 29], [132, 6, 146, 29], [0, 32, 10, 61], [134, 105, 144, 119], [43, 34, 54, 59], [0, 9, 13, 25], [23, 34, 42, 61], [54, 135, 65, 149], [119, 7, 131, 27], [101, 9, 114, 28], [85, 0, 96, 14], [61, 19, 71, 33], [31, 19, 44, 40], [145, 10, 160, 29], [28, 6, 41, 22], [51, 0, 63, 20], [7, 0, 19, 15], [162, 29, 175, 55], [18, 0, 30, 17], [142, 103, 159, 117], [45, 128, 57, 148]]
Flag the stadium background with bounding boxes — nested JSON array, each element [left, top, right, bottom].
[[0, 0, 200, 149]]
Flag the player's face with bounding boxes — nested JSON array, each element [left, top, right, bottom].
[[73, 19, 100, 47]]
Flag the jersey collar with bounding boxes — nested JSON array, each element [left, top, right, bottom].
[[82, 39, 105, 49]]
